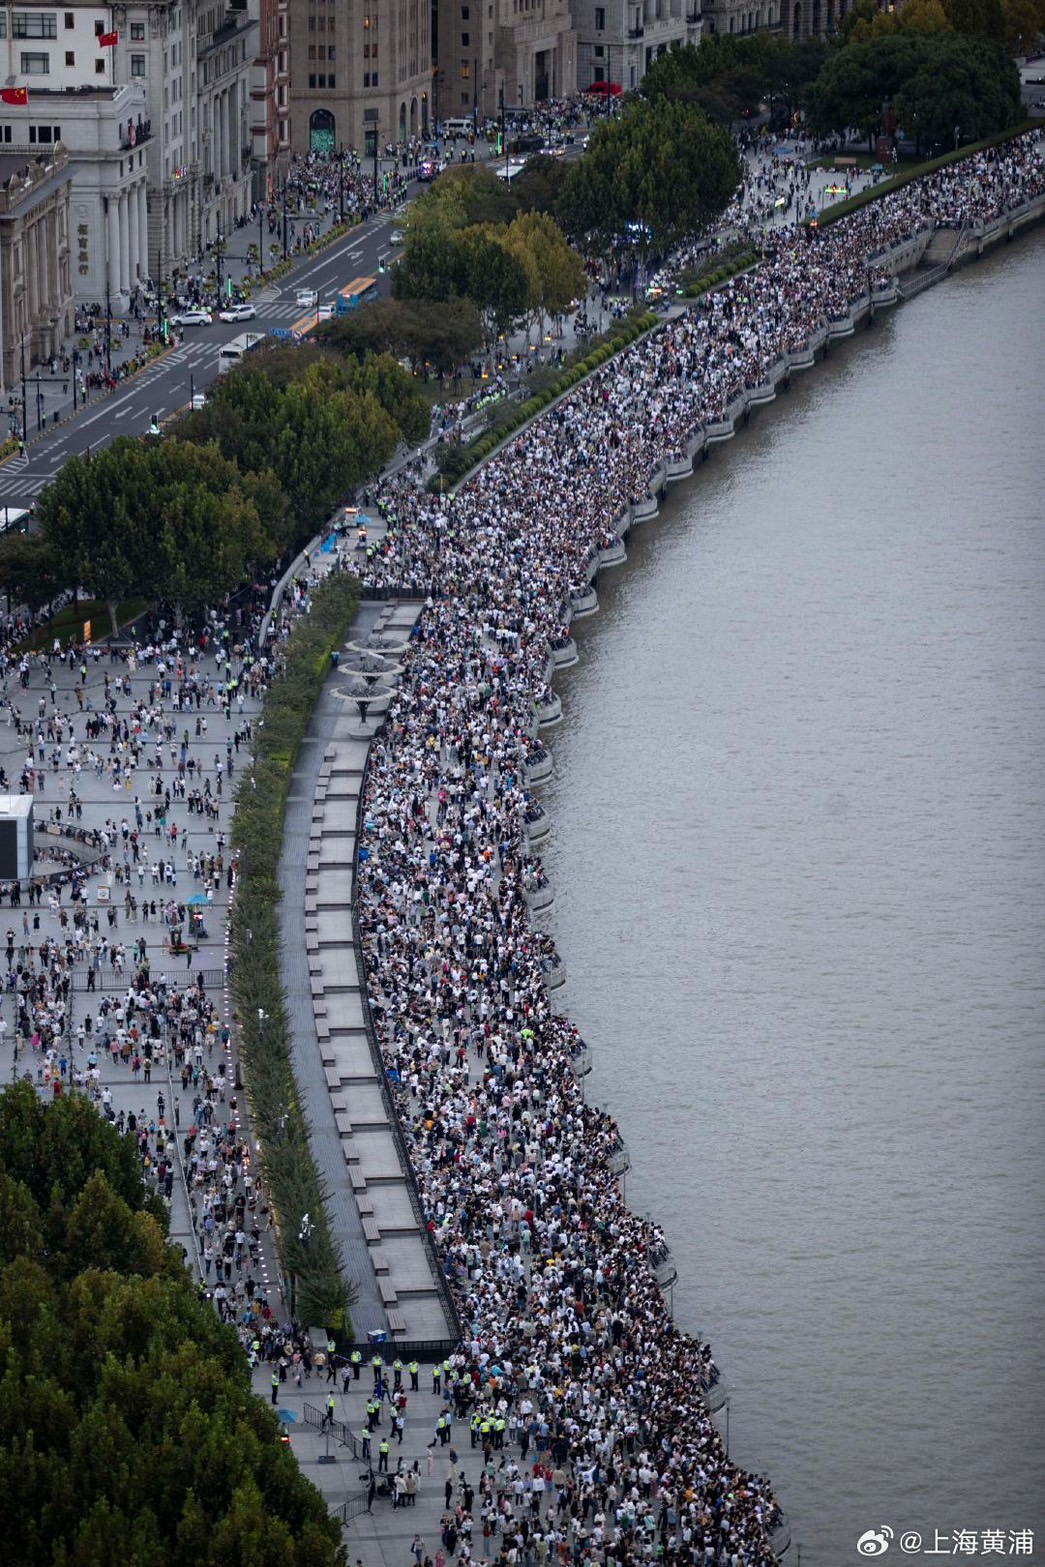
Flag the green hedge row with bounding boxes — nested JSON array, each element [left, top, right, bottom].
[[814, 121, 1037, 228], [433, 314, 660, 492], [230, 571, 361, 1332], [682, 251, 759, 298]]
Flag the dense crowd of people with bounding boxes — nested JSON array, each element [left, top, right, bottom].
[[344, 130, 1045, 1565]]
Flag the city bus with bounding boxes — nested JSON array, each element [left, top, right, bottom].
[[336, 276, 379, 315], [217, 331, 266, 374]]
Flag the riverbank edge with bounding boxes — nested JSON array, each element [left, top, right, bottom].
[[276, 163, 1044, 1550]]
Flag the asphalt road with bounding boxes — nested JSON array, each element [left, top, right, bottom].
[[0, 202, 409, 513]]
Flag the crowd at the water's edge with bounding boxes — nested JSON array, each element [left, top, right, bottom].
[[345, 130, 1045, 1567]]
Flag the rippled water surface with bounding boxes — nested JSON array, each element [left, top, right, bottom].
[[540, 228, 1045, 1562]]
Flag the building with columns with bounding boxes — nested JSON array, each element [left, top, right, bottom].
[[0, 145, 73, 387], [249, 0, 290, 194], [437, 0, 576, 124], [573, 0, 699, 96], [287, 0, 433, 155], [701, 0, 851, 38], [0, 83, 152, 310]]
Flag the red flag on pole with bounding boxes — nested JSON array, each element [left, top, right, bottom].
[[98, 29, 119, 46], [0, 86, 29, 105]]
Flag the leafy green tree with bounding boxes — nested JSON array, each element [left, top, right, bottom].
[[806, 33, 933, 142], [0, 533, 63, 620], [343, 352, 430, 444], [458, 226, 532, 344], [894, 33, 1020, 148], [560, 97, 741, 254], [505, 211, 587, 337], [34, 439, 278, 628], [510, 154, 573, 217], [0, 1083, 345, 1567]]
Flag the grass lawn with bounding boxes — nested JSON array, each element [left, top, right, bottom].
[[17, 597, 148, 652]]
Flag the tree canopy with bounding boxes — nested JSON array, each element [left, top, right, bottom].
[[806, 30, 1020, 147], [559, 97, 741, 254], [639, 36, 829, 127], [34, 438, 279, 628], [0, 1082, 344, 1567], [389, 169, 588, 347]]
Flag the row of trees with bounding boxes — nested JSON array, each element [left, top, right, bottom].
[[631, 9, 1028, 156], [12, 345, 427, 630], [0, 1083, 344, 1566], [806, 31, 1022, 149], [387, 173, 588, 346]]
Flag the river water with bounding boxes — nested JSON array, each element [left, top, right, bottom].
[[540, 228, 1045, 1562]]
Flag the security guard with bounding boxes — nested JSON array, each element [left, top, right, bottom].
[[392, 1357, 404, 1391], [360, 1425, 372, 1459], [432, 1362, 441, 1395], [409, 1359, 419, 1390], [270, 1370, 280, 1405], [371, 1352, 384, 1387], [351, 1348, 363, 1380], [377, 1437, 390, 1473]]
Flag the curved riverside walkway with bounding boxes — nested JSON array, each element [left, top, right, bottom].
[[293, 132, 1045, 1566], [237, 134, 1045, 1559]]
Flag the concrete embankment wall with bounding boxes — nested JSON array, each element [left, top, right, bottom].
[[591, 194, 1045, 551]]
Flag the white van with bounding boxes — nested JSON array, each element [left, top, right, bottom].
[[443, 117, 474, 138], [295, 287, 318, 308]]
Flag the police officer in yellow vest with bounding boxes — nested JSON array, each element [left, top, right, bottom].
[[393, 1357, 404, 1391], [409, 1359, 419, 1390], [371, 1352, 384, 1387], [350, 1348, 363, 1380], [378, 1437, 390, 1472]]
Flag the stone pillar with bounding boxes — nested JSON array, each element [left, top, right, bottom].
[[128, 182, 140, 286], [138, 180, 149, 280], [118, 191, 130, 295], [107, 194, 121, 298]]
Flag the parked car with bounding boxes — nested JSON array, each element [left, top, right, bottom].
[[218, 302, 257, 322], [191, 392, 207, 411], [170, 309, 213, 326]]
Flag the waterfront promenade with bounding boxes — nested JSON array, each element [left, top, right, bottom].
[[4, 128, 1043, 1565]]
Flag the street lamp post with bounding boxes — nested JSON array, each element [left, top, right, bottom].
[[281, 183, 289, 262], [105, 284, 113, 376], [338, 142, 345, 225], [215, 223, 224, 303], [19, 339, 27, 447], [500, 83, 507, 179], [473, 57, 479, 136], [364, 108, 379, 209]]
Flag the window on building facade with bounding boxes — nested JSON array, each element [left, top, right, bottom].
[[595, 6, 605, 26], [461, 59, 469, 77], [131, 21, 145, 39], [65, 49, 74, 64], [0, 126, 10, 141], [131, 54, 146, 75], [64, 10, 74, 26], [461, 30, 469, 44], [20, 51, 50, 72], [94, 58, 104, 72], [94, 19, 104, 34], [14, 12, 58, 37]]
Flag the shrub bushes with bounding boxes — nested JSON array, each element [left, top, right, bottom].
[[230, 571, 361, 1330]]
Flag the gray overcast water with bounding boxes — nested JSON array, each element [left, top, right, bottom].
[[540, 227, 1045, 1563]]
